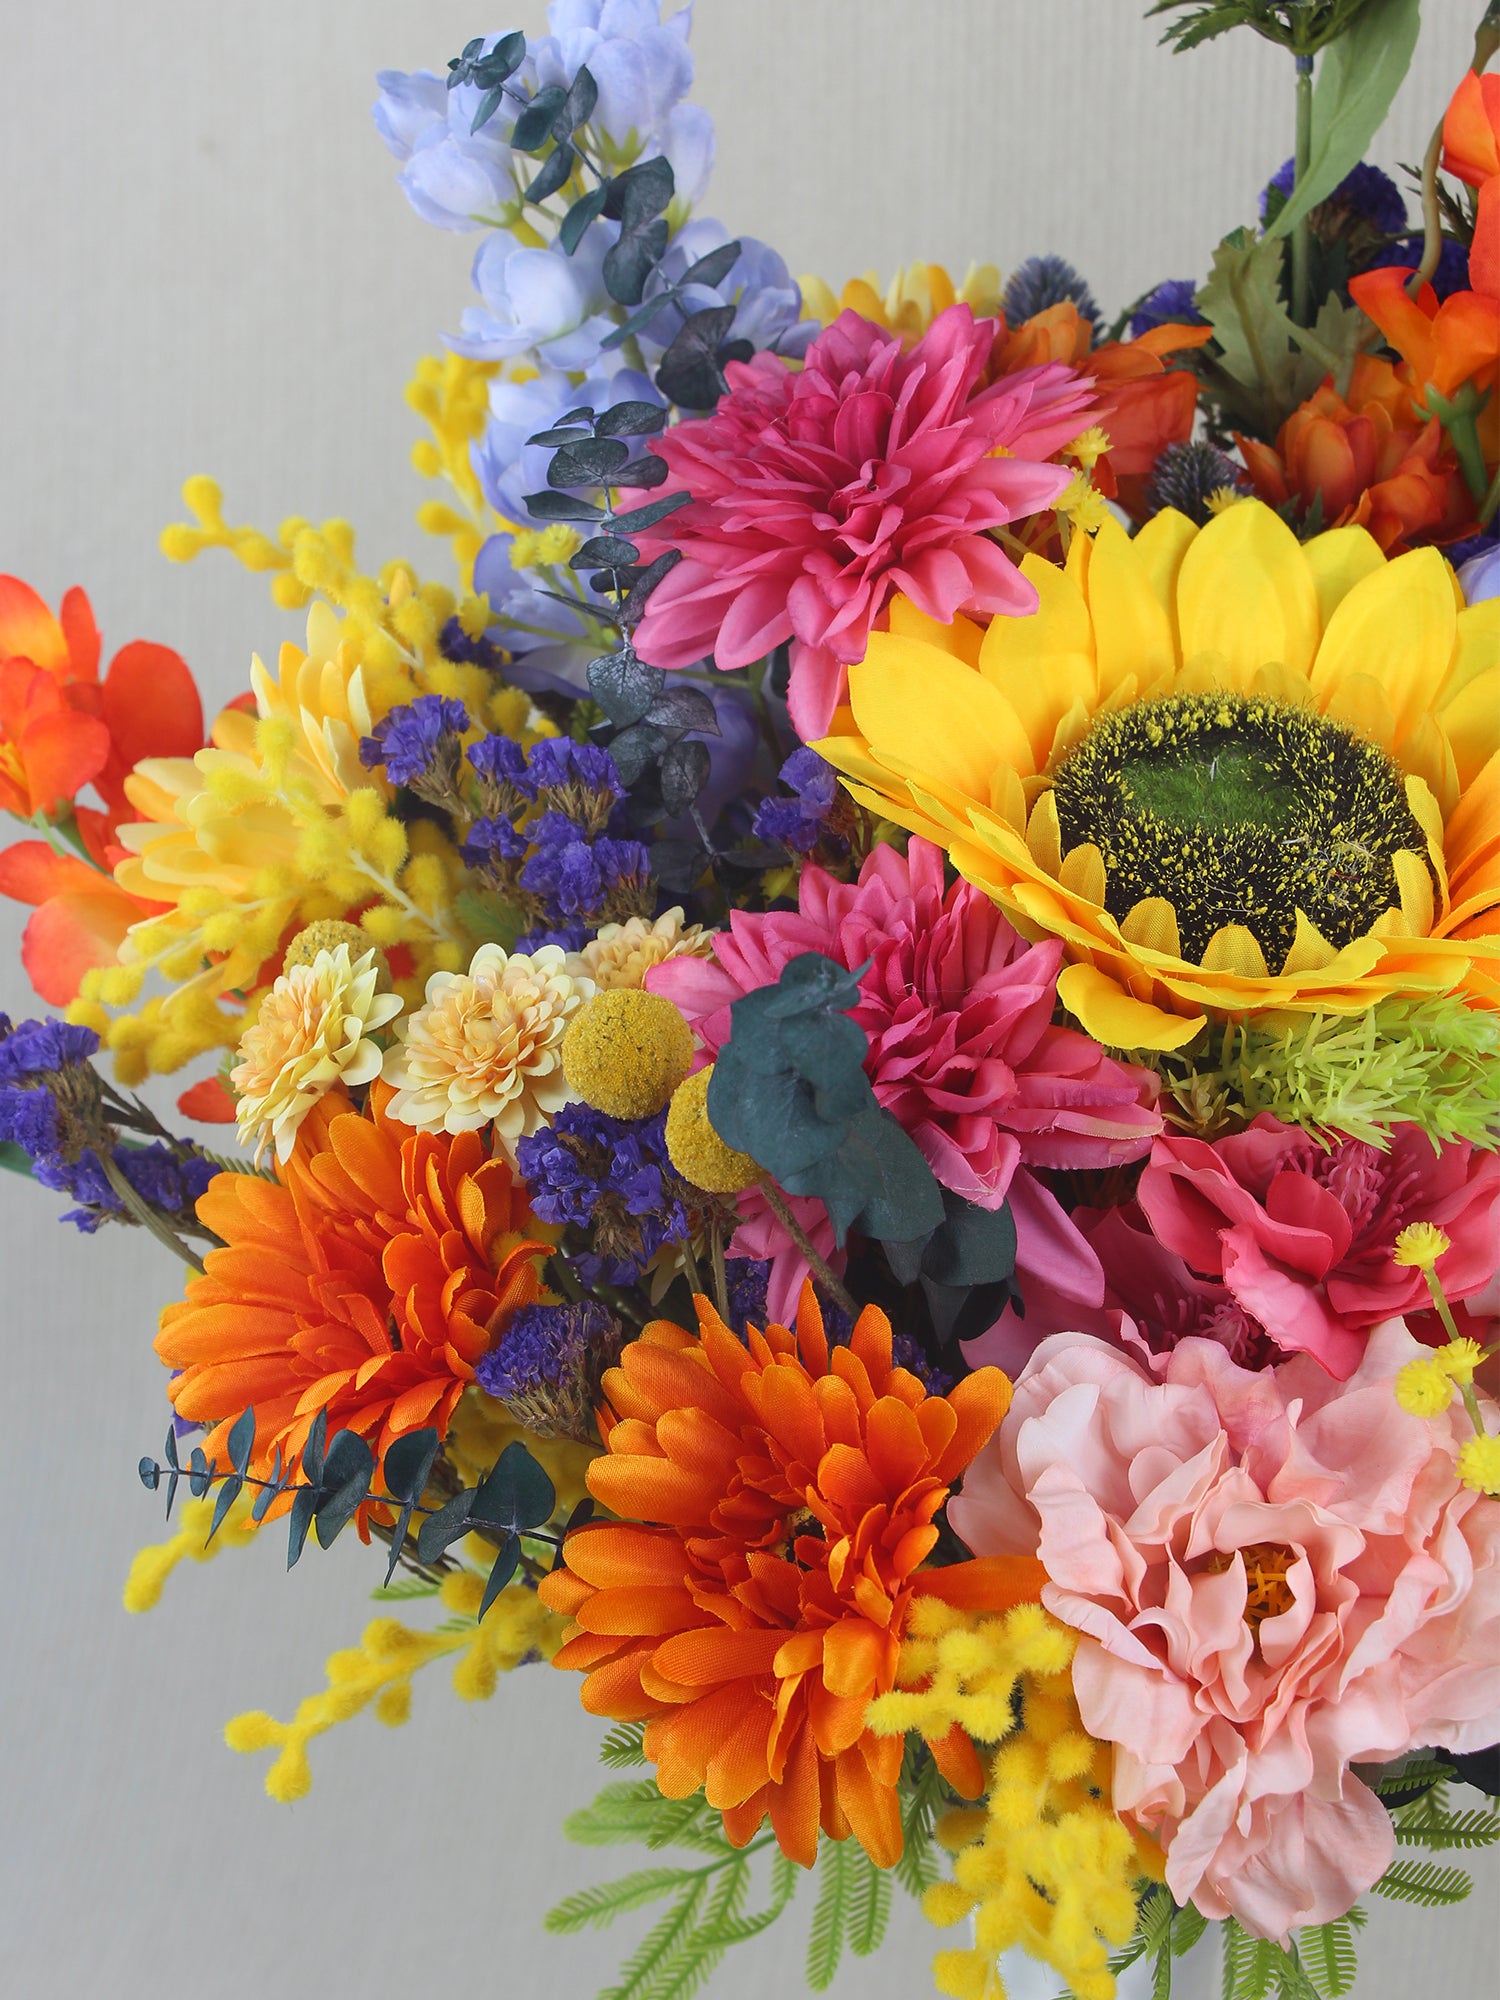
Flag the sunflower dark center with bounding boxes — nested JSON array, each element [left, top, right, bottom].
[[1050, 692, 1430, 966]]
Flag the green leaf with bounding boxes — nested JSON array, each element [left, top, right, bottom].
[[226, 1406, 255, 1477], [1266, 0, 1422, 243], [846, 1847, 892, 1957], [370, 1574, 440, 1601], [1393, 1805, 1500, 1849], [472, 1439, 557, 1537], [599, 1723, 648, 1769], [1370, 1755, 1457, 1797], [1372, 1858, 1474, 1906], [546, 1868, 692, 1933], [598, 1879, 707, 2000], [1295, 1910, 1363, 1997], [0, 1140, 35, 1177], [806, 1839, 853, 1992]]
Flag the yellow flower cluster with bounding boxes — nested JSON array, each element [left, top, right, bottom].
[[406, 350, 503, 586], [867, 1598, 1158, 2000], [801, 262, 1003, 345], [122, 1493, 260, 1613], [224, 1566, 569, 1802]]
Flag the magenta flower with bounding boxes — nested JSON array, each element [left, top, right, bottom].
[[1135, 1116, 1500, 1378], [632, 304, 1093, 738], [647, 836, 1161, 1317], [952, 1325, 1500, 1940]]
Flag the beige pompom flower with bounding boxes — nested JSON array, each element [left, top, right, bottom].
[[382, 943, 594, 1147], [571, 908, 716, 991], [231, 945, 403, 1164]]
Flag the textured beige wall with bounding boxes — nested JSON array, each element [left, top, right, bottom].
[[1, 4, 1495, 1993]]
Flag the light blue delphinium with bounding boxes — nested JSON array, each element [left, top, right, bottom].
[[451, 226, 620, 367], [1457, 539, 1500, 606], [634, 219, 818, 379]]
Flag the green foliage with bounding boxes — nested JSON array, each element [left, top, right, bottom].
[[552, 1777, 800, 2000], [368, 1574, 441, 1602], [894, 1743, 952, 1900], [1389, 1781, 1500, 1853], [599, 1723, 650, 1770], [1295, 1912, 1364, 1998], [709, 950, 946, 1247], [1146, 0, 1393, 56], [1263, 0, 1422, 241], [805, 1836, 892, 1991], [1141, 996, 1500, 1153], [1370, 1755, 1459, 1798], [1109, 1885, 1210, 1996], [1371, 1859, 1474, 1907], [1194, 229, 1366, 437]]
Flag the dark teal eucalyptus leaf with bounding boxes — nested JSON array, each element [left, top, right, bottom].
[[472, 1440, 557, 1536]]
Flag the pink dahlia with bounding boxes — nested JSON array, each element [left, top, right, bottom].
[[632, 304, 1094, 738], [1135, 1116, 1500, 1379], [647, 836, 1161, 1320], [952, 1324, 1500, 1940]]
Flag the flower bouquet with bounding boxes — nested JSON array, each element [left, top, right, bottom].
[[4, 3, 1499, 1996]]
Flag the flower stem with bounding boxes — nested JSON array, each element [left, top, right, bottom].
[[1290, 54, 1315, 328], [98, 1150, 206, 1273], [758, 1182, 857, 1319], [1407, 116, 1447, 300], [708, 1212, 730, 1324]]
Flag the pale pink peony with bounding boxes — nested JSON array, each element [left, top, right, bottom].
[[648, 836, 1161, 1320], [1136, 1116, 1500, 1378], [632, 304, 1093, 738], [952, 1324, 1500, 1941]]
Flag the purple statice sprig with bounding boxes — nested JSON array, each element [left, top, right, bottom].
[[0, 1013, 228, 1259], [516, 1102, 696, 1289], [360, 694, 472, 806], [475, 1298, 621, 1443]]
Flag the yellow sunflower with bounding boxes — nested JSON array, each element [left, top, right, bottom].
[[799, 261, 1002, 346], [815, 500, 1499, 1051]]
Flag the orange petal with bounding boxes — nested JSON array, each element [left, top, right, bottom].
[[177, 1075, 238, 1123], [930, 1366, 1012, 1485], [821, 1618, 888, 1699], [651, 1624, 785, 1687], [18, 708, 111, 814], [927, 1724, 987, 1800], [0, 575, 69, 673], [58, 587, 100, 682], [21, 882, 139, 1003], [767, 1722, 821, 1868], [0, 839, 101, 905], [835, 1745, 904, 1869], [101, 640, 204, 771], [910, 1555, 1049, 1612]]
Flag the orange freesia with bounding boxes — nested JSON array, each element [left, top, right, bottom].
[[156, 1081, 552, 1491], [1348, 267, 1500, 401], [1443, 68, 1500, 297], [540, 1289, 1041, 1869], [992, 305, 1213, 517], [0, 576, 202, 827], [1236, 358, 1474, 552], [0, 576, 205, 1002]]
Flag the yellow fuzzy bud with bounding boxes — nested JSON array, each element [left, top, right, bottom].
[[664, 1065, 764, 1193], [563, 989, 696, 1120], [1435, 1337, 1485, 1386], [1395, 1357, 1454, 1418], [1456, 1432, 1500, 1495], [1392, 1221, 1452, 1271]]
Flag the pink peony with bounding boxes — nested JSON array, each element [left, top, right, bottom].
[[952, 1324, 1500, 1940], [632, 304, 1094, 738], [1136, 1116, 1500, 1378], [648, 836, 1161, 1320]]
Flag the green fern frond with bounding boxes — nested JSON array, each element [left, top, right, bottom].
[[894, 1745, 951, 1899], [1370, 1756, 1456, 1798], [1393, 1807, 1500, 1850], [599, 1723, 648, 1770], [1373, 1859, 1474, 1906], [1295, 1911, 1363, 1997], [806, 1837, 853, 1992], [546, 1869, 694, 1935], [847, 1846, 893, 1957], [599, 1879, 709, 2000]]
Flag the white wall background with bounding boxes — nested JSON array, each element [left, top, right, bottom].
[[0, 4, 1495, 1994]]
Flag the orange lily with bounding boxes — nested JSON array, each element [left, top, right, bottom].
[[1348, 267, 1500, 401], [1443, 69, 1500, 298], [0, 840, 157, 1005], [991, 305, 1213, 518]]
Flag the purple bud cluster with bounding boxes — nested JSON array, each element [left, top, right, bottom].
[[752, 748, 843, 857], [516, 1102, 690, 1287]]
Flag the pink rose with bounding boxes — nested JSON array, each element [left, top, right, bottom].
[[952, 1325, 1500, 1940]]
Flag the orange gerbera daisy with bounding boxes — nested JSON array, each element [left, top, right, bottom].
[[156, 1080, 552, 1486], [539, 1290, 1043, 1869]]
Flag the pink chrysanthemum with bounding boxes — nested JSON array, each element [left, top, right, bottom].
[[633, 305, 1093, 738], [648, 837, 1161, 1323]]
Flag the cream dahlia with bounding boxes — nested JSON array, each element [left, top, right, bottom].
[[230, 944, 402, 1164], [569, 906, 717, 991], [382, 942, 594, 1147]]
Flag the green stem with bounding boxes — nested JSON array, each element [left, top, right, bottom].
[[1407, 118, 1447, 299], [1422, 1265, 1462, 1347], [758, 1182, 857, 1319], [98, 1150, 206, 1273], [1290, 54, 1315, 329], [708, 1212, 730, 1324]]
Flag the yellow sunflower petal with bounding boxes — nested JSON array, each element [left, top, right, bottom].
[[1120, 898, 1183, 956], [1199, 926, 1270, 978], [1084, 515, 1177, 699], [851, 635, 1036, 794], [886, 597, 985, 667], [1176, 503, 1319, 686], [979, 557, 1095, 767], [1310, 547, 1456, 747], [1129, 507, 1197, 660], [1279, 910, 1339, 975], [1301, 523, 1385, 630], [1025, 791, 1063, 874], [1056, 962, 1205, 1050], [1057, 843, 1107, 903], [1392, 850, 1436, 936]]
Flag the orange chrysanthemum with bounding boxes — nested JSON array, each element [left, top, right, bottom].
[[539, 1290, 1043, 1869], [156, 1081, 552, 1486]]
